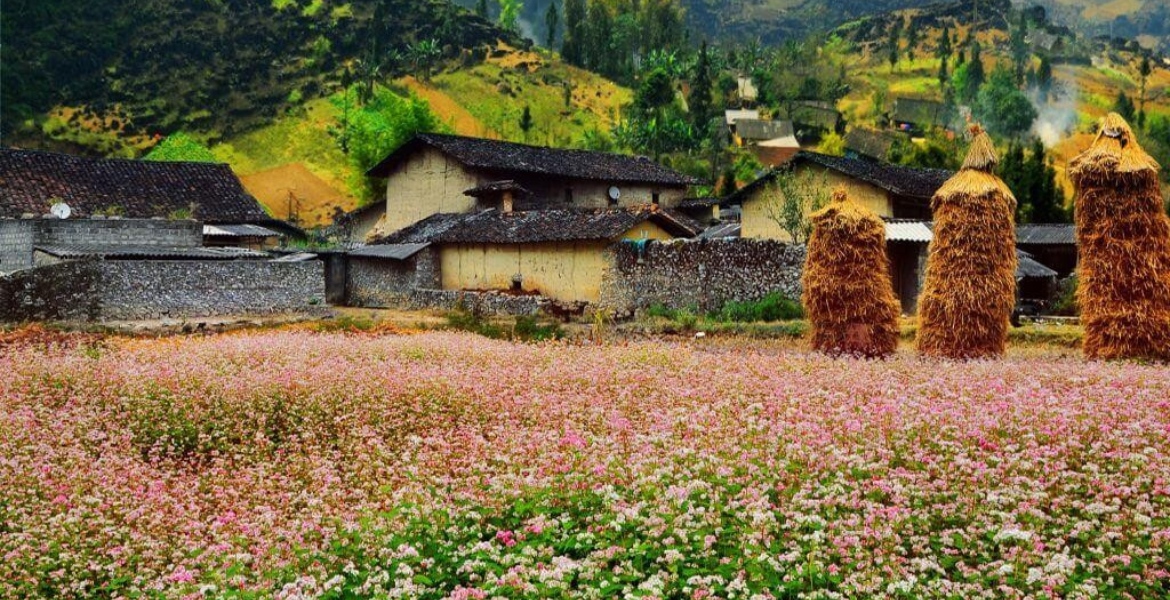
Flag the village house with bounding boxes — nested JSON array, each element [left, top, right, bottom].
[[790, 102, 843, 140], [0, 148, 321, 321], [360, 133, 699, 240], [892, 98, 952, 133], [1017, 223, 1077, 278], [725, 152, 953, 313], [844, 128, 903, 162]]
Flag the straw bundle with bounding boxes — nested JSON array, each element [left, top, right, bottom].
[[802, 187, 900, 357], [917, 126, 1018, 359], [1068, 113, 1170, 361]]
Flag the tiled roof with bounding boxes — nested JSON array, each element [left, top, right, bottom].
[[463, 180, 532, 198], [348, 243, 432, 260], [34, 244, 268, 260], [0, 148, 274, 224], [375, 207, 700, 245], [1017, 224, 1075, 245], [724, 152, 953, 205], [792, 103, 841, 130], [678, 197, 719, 208], [366, 133, 699, 186], [1017, 249, 1058, 278], [893, 98, 949, 126], [845, 128, 902, 160], [735, 119, 794, 141], [724, 109, 760, 126]]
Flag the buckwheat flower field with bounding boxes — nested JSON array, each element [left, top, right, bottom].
[[2, 331, 1169, 599]]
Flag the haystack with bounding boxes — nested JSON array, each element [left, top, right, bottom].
[[1068, 113, 1170, 360], [917, 126, 1018, 359], [802, 187, 900, 357]]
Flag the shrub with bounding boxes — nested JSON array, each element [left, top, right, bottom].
[[716, 292, 804, 323]]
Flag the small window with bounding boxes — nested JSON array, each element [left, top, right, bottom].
[[565, 187, 573, 204], [652, 192, 660, 206]]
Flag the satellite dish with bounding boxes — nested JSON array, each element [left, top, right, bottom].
[[50, 203, 72, 219], [608, 186, 621, 201]]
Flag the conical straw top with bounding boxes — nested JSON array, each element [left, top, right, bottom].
[[961, 124, 998, 172], [830, 186, 848, 204], [1069, 112, 1160, 177]]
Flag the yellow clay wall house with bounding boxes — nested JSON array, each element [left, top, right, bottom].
[[739, 167, 892, 241]]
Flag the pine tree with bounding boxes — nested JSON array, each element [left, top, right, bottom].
[[1139, 55, 1152, 130], [688, 40, 714, 137], [1011, 12, 1029, 87], [1115, 91, 1136, 122], [965, 42, 985, 101], [519, 105, 533, 142], [545, 2, 559, 48], [1025, 139, 1065, 223], [1037, 55, 1053, 102], [938, 56, 949, 86], [937, 24, 953, 61], [888, 21, 900, 72], [475, 0, 488, 18]]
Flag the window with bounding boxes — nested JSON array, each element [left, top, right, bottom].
[[564, 187, 573, 204], [652, 192, 660, 206]]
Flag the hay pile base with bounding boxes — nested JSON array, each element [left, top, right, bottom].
[[917, 127, 1018, 359], [1069, 113, 1170, 361], [802, 188, 900, 358]]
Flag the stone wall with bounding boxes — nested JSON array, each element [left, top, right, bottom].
[[0, 218, 202, 273], [407, 289, 549, 316], [346, 248, 440, 307], [0, 259, 325, 322], [599, 239, 806, 314]]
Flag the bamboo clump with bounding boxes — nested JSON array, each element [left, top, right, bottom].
[[917, 126, 1018, 359], [1068, 112, 1170, 361], [802, 187, 900, 357]]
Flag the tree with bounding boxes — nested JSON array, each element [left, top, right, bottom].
[[765, 167, 832, 245], [1001, 139, 1066, 223], [958, 42, 986, 102], [407, 39, 441, 81], [1036, 55, 1053, 102], [688, 41, 714, 137], [887, 23, 900, 72], [937, 24, 953, 62], [975, 66, 1037, 137], [144, 132, 217, 162], [1138, 55, 1152, 130], [905, 19, 918, 55], [1011, 11, 1030, 87], [498, 0, 521, 33], [938, 56, 949, 87], [518, 105, 534, 142], [475, 0, 488, 18], [1114, 91, 1136, 122], [545, 1, 559, 48], [562, 0, 586, 65]]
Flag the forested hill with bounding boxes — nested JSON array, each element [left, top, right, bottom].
[[1, 0, 523, 151]]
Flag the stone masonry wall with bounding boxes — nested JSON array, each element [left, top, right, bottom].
[[0, 218, 202, 274], [599, 239, 806, 315], [345, 248, 440, 307], [1, 260, 325, 322], [98, 261, 325, 320]]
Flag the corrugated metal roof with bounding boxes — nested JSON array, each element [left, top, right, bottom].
[[35, 245, 269, 260], [1017, 224, 1075, 245], [697, 222, 741, 239], [203, 223, 282, 237], [883, 219, 933, 242], [272, 252, 318, 262], [725, 109, 760, 125], [348, 243, 432, 260]]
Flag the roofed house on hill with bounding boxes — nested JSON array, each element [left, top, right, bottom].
[[892, 98, 951, 132], [845, 128, 903, 162], [724, 152, 953, 313], [363, 133, 699, 240], [790, 102, 843, 139]]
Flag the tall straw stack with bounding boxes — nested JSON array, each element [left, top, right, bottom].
[[1068, 113, 1170, 361], [802, 187, 901, 357], [917, 125, 1018, 359]]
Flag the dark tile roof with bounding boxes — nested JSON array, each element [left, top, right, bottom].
[[734, 119, 795, 141], [678, 197, 719, 208], [375, 207, 700, 245], [723, 152, 953, 205], [1017, 224, 1076, 245], [845, 128, 902, 160], [893, 98, 950, 126], [791, 103, 841, 130], [0, 148, 275, 224], [348, 243, 432, 260], [34, 244, 268, 260], [1016, 249, 1058, 278], [366, 133, 699, 186], [463, 180, 532, 198]]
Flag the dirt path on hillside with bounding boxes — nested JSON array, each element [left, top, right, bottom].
[[398, 76, 493, 137]]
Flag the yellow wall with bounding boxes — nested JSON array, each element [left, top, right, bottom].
[[439, 222, 673, 302], [379, 147, 480, 234], [739, 166, 892, 241]]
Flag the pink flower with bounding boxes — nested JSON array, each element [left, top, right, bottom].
[[495, 530, 517, 547]]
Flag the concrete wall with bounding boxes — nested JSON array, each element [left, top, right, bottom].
[[599, 239, 806, 314], [0, 260, 324, 322], [739, 167, 892, 241], [0, 218, 202, 274]]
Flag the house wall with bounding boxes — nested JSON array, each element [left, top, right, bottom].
[[381, 147, 480, 234], [510, 176, 687, 210], [739, 168, 891, 241], [0, 218, 203, 274], [439, 242, 610, 303], [346, 248, 441, 307]]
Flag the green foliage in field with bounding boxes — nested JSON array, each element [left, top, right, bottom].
[[143, 132, 218, 163]]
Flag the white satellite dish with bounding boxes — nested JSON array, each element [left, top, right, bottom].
[[608, 186, 621, 201], [50, 202, 72, 219]]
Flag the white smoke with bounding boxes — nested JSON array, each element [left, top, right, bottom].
[[1030, 81, 1078, 148]]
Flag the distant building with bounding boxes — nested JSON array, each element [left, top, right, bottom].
[[790, 102, 843, 138], [844, 128, 904, 162], [892, 98, 951, 132], [1017, 223, 1076, 278], [364, 133, 698, 238]]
